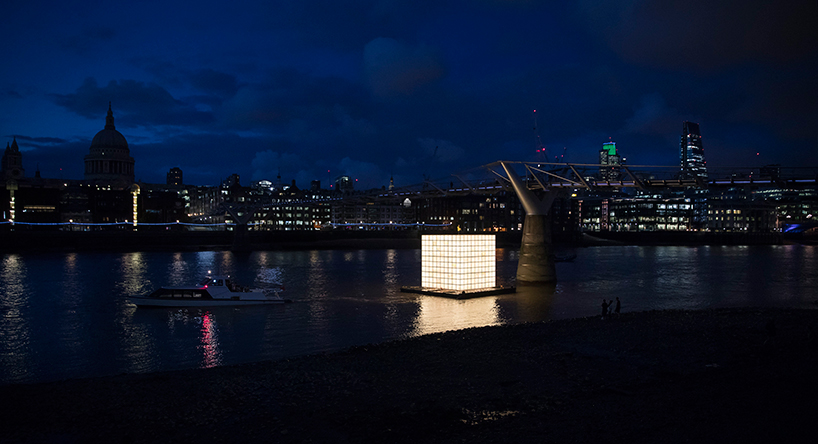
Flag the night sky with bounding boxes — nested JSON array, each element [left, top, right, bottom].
[[2, 0, 816, 189]]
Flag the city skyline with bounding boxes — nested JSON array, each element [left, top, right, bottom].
[[2, 0, 816, 188]]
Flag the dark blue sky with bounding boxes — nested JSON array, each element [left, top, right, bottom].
[[2, 0, 815, 188]]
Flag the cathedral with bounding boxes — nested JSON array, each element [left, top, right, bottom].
[[1, 137, 25, 180], [84, 103, 135, 185], [2, 105, 139, 225], [2, 104, 135, 186], [2, 104, 196, 227]]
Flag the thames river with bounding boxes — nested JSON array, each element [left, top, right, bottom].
[[1, 245, 816, 385]]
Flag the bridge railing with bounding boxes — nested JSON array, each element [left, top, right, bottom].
[[474, 162, 818, 192]]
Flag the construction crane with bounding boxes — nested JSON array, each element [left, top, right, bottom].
[[533, 109, 547, 163], [557, 146, 568, 163]]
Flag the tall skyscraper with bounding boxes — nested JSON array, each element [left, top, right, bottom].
[[680, 121, 707, 181], [599, 141, 621, 181]]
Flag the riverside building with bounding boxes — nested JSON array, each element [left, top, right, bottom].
[[578, 196, 694, 232]]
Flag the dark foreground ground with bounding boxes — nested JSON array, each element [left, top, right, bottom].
[[2, 307, 817, 443]]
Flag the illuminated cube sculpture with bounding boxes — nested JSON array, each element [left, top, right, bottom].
[[421, 234, 496, 291]]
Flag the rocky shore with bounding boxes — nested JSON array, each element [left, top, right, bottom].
[[2, 307, 816, 443]]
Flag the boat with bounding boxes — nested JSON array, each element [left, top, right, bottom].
[[129, 274, 291, 307]]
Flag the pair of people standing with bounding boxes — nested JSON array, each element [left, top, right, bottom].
[[601, 297, 620, 317]]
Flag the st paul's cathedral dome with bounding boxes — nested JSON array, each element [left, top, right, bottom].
[[84, 103, 135, 185]]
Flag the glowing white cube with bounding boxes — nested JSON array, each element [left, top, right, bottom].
[[421, 234, 495, 291]]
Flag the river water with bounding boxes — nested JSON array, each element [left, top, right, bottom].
[[1, 245, 816, 385]]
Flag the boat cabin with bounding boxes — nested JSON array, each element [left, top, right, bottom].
[[198, 275, 247, 292]]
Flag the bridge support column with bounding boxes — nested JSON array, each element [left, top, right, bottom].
[[231, 222, 251, 251], [224, 203, 255, 252], [499, 161, 558, 285], [518, 214, 557, 284]]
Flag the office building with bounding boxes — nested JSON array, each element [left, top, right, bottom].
[[599, 141, 621, 181], [167, 167, 183, 186], [680, 121, 707, 181]]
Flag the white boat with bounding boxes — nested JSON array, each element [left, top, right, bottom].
[[129, 274, 290, 307]]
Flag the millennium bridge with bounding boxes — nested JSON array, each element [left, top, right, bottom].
[[373, 162, 818, 284]]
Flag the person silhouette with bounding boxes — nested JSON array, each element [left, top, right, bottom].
[[601, 299, 610, 318], [614, 297, 621, 314]]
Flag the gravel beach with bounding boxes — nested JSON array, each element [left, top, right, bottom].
[[2, 307, 816, 443]]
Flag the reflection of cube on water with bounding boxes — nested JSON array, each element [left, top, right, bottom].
[[421, 234, 496, 291]]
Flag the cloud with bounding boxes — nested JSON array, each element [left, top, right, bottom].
[[260, 1, 443, 52], [3, 134, 84, 181], [11, 137, 88, 180], [2, 90, 24, 99], [417, 138, 465, 164], [60, 27, 117, 55], [188, 69, 239, 97], [333, 105, 376, 137], [12, 0, 813, 188], [134, 132, 276, 185], [218, 68, 371, 133], [250, 150, 305, 181], [622, 93, 685, 136], [723, 69, 818, 141], [337, 156, 387, 189], [6, 135, 70, 151], [50, 78, 214, 128], [218, 85, 290, 130], [364, 37, 446, 98], [576, 0, 818, 71]]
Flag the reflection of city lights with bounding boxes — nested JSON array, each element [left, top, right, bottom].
[[0, 254, 32, 381], [119, 252, 148, 295], [200, 313, 221, 368], [412, 296, 500, 336]]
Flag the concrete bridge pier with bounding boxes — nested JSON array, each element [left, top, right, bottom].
[[500, 162, 558, 284], [223, 203, 255, 251], [518, 214, 557, 284]]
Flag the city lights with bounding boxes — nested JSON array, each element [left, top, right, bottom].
[[131, 184, 140, 227]]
